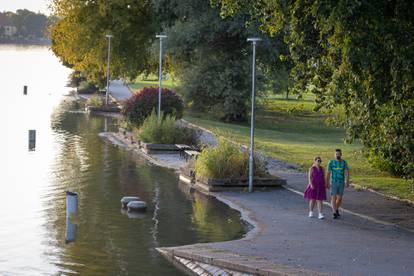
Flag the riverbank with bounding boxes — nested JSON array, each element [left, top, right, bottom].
[[129, 78, 411, 203], [98, 121, 414, 275]]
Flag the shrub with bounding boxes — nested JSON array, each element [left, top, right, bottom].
[[122, 87, 184, 126], [138, 110, 199, 145], [87, 94, 104, 107], [195, 139, 268, 179], [77, 81, 98, 94]]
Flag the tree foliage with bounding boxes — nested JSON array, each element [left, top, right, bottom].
[[213, 0, 414, 177], [5, 9, 49, 37], [50, 0, 158, 86], [154, 0, 289, 122]]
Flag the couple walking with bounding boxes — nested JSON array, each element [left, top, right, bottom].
[[304, 149, 350, 219]]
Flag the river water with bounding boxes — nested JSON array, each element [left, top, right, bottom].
[[0, 45, 245, 275]]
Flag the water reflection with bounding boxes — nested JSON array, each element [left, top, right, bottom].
[[0, 45, 245, 275]]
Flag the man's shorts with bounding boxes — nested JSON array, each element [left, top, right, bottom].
[[331, 182, 345, 196]]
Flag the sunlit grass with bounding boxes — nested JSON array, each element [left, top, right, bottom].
[[128, 75, 175, 92]]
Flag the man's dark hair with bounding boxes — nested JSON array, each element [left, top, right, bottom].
[[335, 149, 342, 152]]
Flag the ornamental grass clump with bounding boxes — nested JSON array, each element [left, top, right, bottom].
[[138, 110, 199, 145], [87, 94, 104, 107], [195, 139, 268, 179]]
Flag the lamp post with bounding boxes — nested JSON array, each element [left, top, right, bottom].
[[105, 34, 113, 106], [247, 37, 261, 193], [156, 34, 167, 121]]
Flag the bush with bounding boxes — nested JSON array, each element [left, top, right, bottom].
[[138, 110, 199, 145], [122, 87, 184, 126], [195, 139, 268, 179], [78, 81, 98, 94], [87, 94, 104, 107]]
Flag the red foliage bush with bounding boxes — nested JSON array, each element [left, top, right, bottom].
[[121, 87, 184, 126]]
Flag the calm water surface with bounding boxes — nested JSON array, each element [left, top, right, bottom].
[[0, 45, 245, 275]]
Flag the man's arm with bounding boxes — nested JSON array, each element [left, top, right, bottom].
[[326, 161, 331, 189], [345, 161, 350, 187], [345, 169, 350, 187]]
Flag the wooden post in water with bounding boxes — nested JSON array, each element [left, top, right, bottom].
[[28, 130, 36, 151], [65, 191, 78, 243], [23, 86, 27, 95]]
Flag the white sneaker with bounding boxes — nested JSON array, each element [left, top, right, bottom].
[[318, 213, 325, 220], [308, 211, 314, 218]]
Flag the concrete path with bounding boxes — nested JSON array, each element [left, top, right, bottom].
[[108, 79, 132, 102], [103, 128, 414, 275], [160, 187, 414, 275], [272, 170, 414, 232], [155, 123, 414, 275]]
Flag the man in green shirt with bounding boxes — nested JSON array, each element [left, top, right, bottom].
[[326, 149, 350, 219]]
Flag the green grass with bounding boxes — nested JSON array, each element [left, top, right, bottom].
[[184, 94, 413, 202], [128, 74, 175, 92]]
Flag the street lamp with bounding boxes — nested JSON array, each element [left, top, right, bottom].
[[156, 34, 167, 121], [247, 37, 261, 193], [105, 34, 113, 106]]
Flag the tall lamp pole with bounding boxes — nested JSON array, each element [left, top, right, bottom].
[[247, 37, 261, 193], [156, 34, 167, 121], [105, 34, 113, 106]]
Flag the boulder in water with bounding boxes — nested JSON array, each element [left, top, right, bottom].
[[127, 201, 147, 212], [121, 196, 140, 208]]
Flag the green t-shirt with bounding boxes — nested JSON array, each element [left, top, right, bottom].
[[328, 159, 349, 184]]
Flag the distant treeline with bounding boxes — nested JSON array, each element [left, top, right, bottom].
[[0, 9, 55, 43]]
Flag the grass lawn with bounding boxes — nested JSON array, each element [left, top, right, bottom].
[[128, 75, 175, 92], [184, 94, 413, 202]]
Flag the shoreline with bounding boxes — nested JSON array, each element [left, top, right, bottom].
[[99, 130, 318, 275], [86, 86, 414, 274], [97, 123, 414, 275]]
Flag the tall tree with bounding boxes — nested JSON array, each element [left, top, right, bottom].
[[213, 0, 414, 177], [50, 0, 158, 86], [153, 0, 288, 122]]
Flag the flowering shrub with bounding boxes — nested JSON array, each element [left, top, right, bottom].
[[122, 87, 184, 126]]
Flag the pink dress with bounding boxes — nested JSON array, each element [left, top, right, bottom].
[[304, 166, 327, 200]]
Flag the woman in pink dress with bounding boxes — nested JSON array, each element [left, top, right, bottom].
[[304, 156, 327, 219]]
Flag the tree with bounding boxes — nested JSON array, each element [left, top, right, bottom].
[[50, 0, 158, 86], [153, 0, 289, 122], [213, 0, 414, 177]]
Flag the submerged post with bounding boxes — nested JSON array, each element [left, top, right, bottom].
[[66, 191, 78, 219], [65, 191, 78, 243], [23, 85, 27, 95], [28, 130, 36, 151], [156, 34, 167, 121], [247, 38, 261, 193]]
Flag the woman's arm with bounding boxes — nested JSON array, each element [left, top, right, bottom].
[[308, 167, 314, 189]]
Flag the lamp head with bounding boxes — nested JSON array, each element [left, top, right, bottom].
[[156, 34, 167, 39], [247, 37, 262, 43], [105, 34, 113, 39]]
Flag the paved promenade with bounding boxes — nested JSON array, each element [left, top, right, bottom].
[[160, 186, 414, 275], [108, 79, 133, 101], [102, 94, 414, 275], [156, 131, 414, 275]]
